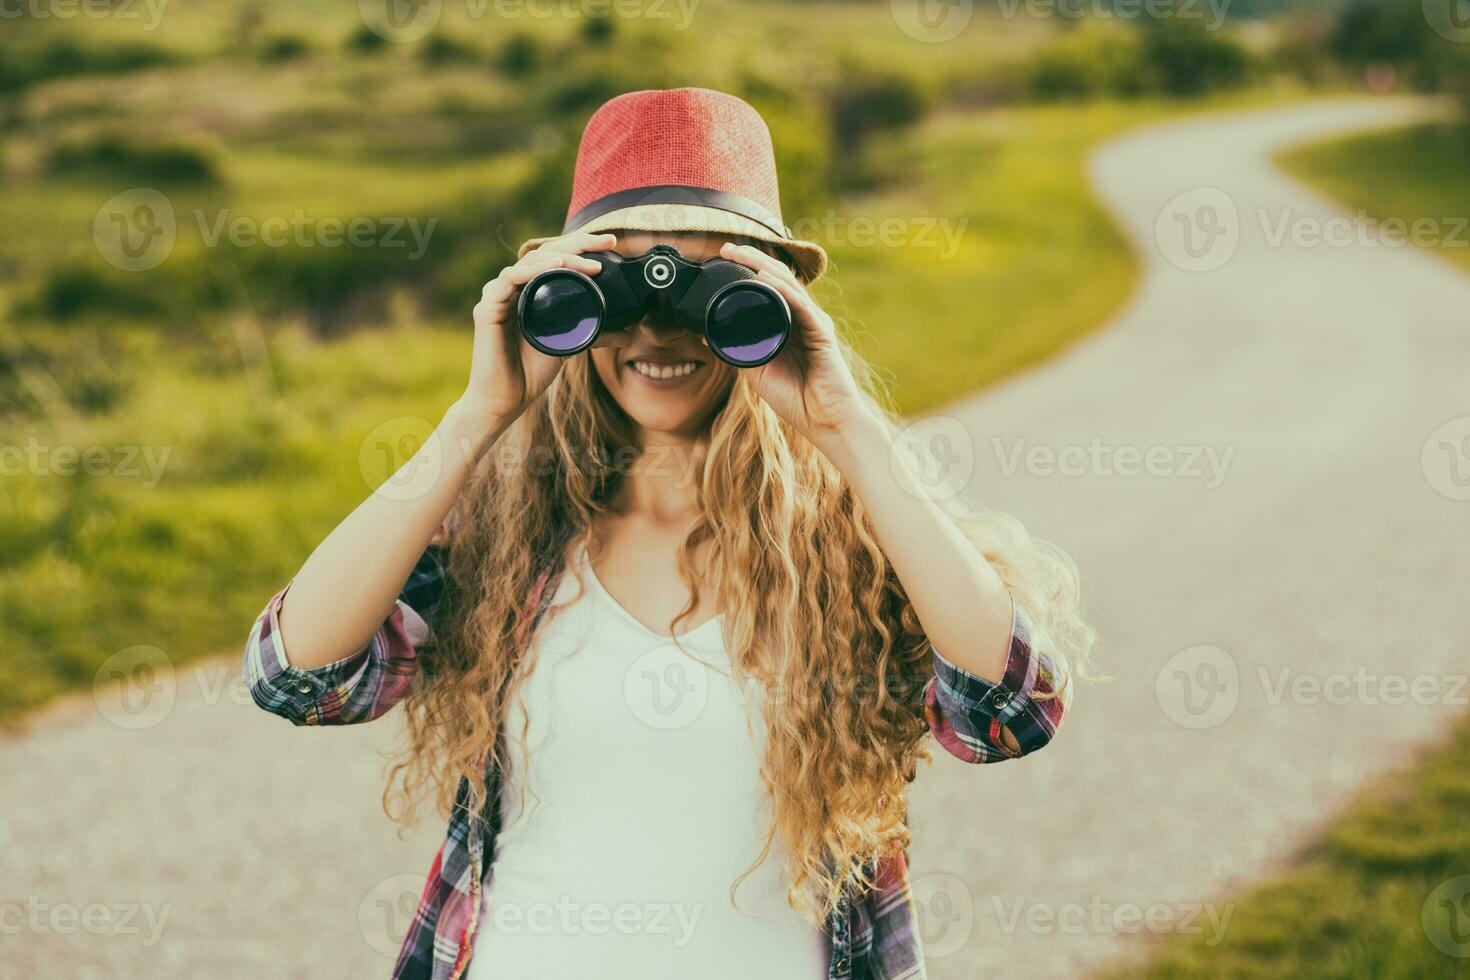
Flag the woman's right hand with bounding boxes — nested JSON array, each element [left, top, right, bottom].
[[457, 231, 618, 430]]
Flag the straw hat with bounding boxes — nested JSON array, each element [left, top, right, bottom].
[[517, 87, 828, 282]]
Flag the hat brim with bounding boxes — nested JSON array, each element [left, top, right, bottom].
[[518, 203, 828, 283]]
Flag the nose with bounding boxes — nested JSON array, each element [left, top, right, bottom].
[[637, 292, 688, 338]]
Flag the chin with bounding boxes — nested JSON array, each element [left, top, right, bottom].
[[620, 398, 715, 439]]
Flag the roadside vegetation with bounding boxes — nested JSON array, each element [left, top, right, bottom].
[[1279, 122, 1470, 274]]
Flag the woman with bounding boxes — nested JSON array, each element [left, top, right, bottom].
[[244, 88, 1090, 980]]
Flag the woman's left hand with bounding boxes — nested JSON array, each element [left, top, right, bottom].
[[718, 243, 870, 445]]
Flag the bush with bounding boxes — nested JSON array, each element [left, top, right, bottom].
[[497, 33, 543, 77], [581, 15, 617, 45], [0, 37, 176, 92], [344, 24, 389, 55], [258, 34, 311, 63], [1139, 19, 1253, 96], [18, 263, 175, 323], [829, 67, 932, 156], [1331, 0, 1456, 90], [420, 34, 477, 66], [47, 135, 222, 186], [1269, 13, 1339, 86], [1026, 26, 1150, 100]]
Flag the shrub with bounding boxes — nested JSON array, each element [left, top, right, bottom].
[[582, 15, 617, 45], [0, 37, 176, 92], [345, 24, 389, 55], [1331, 0, 1457, 91], [1026, 26, 1150, 100], [18, 263, 174, 323], [420, 34, 477, 66], [47, 135, 222, 186], [829, 68, 932, 156], [497, 33, 543, 77], [1269, 13, 1339, 86], [258, 34, 311, 63], [1139, 19, 1253, 96]]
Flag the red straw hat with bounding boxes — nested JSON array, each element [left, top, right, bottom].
[[518, 87, 828, 282]]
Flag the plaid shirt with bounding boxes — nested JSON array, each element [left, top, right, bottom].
[[243, 546, 1068, 979]]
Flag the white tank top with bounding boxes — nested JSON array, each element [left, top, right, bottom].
[[466, 548, 830, 980]]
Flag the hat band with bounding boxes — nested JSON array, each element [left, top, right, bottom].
[[563, 184, 789, 239]]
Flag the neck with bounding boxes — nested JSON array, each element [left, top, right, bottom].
[[618, 428, 703, 523]]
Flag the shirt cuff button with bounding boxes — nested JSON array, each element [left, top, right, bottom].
[[991, 691, 1011, 711], [295, 681, 314, 695]]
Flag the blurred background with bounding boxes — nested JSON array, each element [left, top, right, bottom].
[[2, 0, 1469, 977]]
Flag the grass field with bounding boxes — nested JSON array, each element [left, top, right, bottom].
[[1278, 121, 1470, 275], [1101, 118, 1470, 980]]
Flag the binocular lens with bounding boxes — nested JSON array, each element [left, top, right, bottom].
[[521, 273, 603, 354], [706, 284, 788, 367]]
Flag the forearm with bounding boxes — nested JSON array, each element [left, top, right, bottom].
[[814, 409, 1014, 684], [278, 400, 508, 669]]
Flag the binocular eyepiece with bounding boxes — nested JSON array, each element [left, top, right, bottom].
[[517, 245, 791, 368]]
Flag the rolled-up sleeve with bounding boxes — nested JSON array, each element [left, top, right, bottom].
[[242, 545, 445, 726], [924, 603, 1069, 763]]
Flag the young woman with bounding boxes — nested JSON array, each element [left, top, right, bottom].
[[244, 88, 1090, 980]]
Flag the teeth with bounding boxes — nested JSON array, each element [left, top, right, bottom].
[[630, 360, 700, 380]]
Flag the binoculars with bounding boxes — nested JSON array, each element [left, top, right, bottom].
[[517, 245, 791, 368]]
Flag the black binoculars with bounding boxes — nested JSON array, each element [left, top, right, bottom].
[[517, 244, 791, 368]]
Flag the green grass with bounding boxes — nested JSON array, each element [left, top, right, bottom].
[[829, 100, 1160, 409], [1104, 115, 1470, 980], [1278, 121, 1470, 275]]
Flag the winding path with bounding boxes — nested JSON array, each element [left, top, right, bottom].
[[913, 96, 1470, 979], [3, 97, 1466, 979]]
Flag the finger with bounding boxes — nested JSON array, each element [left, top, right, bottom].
[[516, 248, 602, 276], [756, 269, 833, 341], [528, 231, 619, 257], [474, 254, 575, 320], [500, 253, 590, 291], [722, 242, 803, 290]]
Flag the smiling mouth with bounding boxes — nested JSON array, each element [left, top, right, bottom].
[[628, 359, 703, 381]]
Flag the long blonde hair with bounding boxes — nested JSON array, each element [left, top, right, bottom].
[[386, 313, 1093, 923]]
